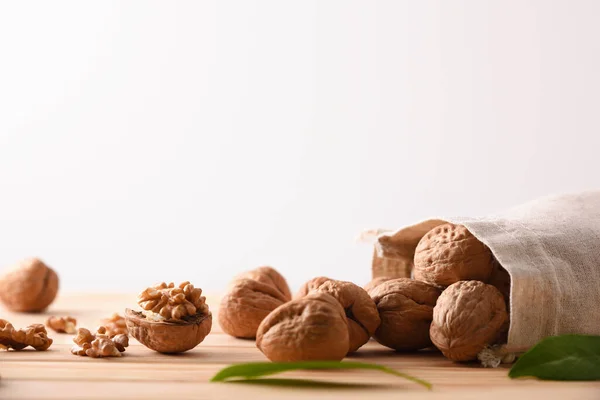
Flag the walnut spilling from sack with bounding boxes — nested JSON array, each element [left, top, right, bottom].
[[0, 319, 53, 351], [46, 316, 77, 334], [100, 313, 127, 337], [71, 326, 129, 358], [138, 281, 209, 322]]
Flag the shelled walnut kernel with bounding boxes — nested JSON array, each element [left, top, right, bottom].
[[71, 326, 128, 358], [101, 313, 128, 337], [0, 319, 53, 351], [46, 316, 77, 334]]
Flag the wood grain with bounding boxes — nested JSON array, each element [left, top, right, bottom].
[[1, 293, 598, 399]]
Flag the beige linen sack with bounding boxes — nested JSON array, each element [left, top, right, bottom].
[[364, 190, 600, 353]]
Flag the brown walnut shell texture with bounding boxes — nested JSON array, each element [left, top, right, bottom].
[[368, 278, 441, 351], [430, 280, 508, 361], [312, 280, 380, 353], [235, 266, 292, 301], [219, 267, 291, 339], [256, 292, 349, 362], [294, 276, 331, 299], [125, 309, 212, 353], [363, 276, 394, 294], [414, 224, 493, 288], [0, 258, 59, 312]]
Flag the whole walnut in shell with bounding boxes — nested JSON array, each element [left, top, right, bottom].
[[125, 281, 212, 353], [430, 280, 508, 361], [311, 280, 381, 353], [363, 276, 394, 294], [294, 276, 331, 298], [219, 266, 291, 339], [414, 224, 493, 288], [368, 278, 441, 351], [0, 258, 59, 312], [235, 266, 292, 301], [256, 292, 349, 362]]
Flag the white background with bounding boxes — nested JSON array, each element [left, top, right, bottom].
[[1, 1, 599, 293]]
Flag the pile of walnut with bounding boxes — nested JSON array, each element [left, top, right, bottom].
[[219, 224, 511, 365], [0, 319, 53, 351], [71, 326, 129, 358]]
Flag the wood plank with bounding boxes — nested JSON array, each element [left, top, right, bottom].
[[1, 293, 599, 399]]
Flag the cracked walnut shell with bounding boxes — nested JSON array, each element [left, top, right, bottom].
[[368, 278, 441, 351], [256, 292, 349, 362], [219, 266, 291, 339], [126, 281, 212, 353], [0, 319, 53, 351], [46, 316, 77, 334], [312, 280, 381, 353], [430, 280, 508, 361], [0, 258, 59, 312], [414, 224, 493, 288]]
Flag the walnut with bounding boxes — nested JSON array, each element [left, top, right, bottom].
[[363, 276, 394, 293], [100, 313, 128, 337], [414, 224, 493, 288], [0, 319, 53, 351], [0, 258, 59, 312], [368, 278, 441, 351], [126, 281, 212, 353], [430, 280, 508, 361], [294, 276, 331, 299], [235, 266, 292, 301], [256, 292, 349, 361], [46, 316, 77, 334], [219, 267, 291, 339], [311, 280, 381, 353], [70, 326, 128, 358]]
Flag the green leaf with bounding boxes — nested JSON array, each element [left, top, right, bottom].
[[210, 361, 431, 389], [509, 335, 600, 381]]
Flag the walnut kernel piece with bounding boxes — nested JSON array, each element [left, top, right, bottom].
[[126, 281, 212, 353], [294, 276, 331, 299], [71, 326, 128, 358], [312, 280, 381, 353], [368, 278, 441, 351], [430, 281, 508, 361], [138, 281, 209, 321], [219, 267, 291, 339], [101, 313, 128, 337], [0, 258, 59, 312], [256, 293, 349, 362], [0, 319, 53, 351], [414, 224, 493, 288], [46, 316, 77, 334]]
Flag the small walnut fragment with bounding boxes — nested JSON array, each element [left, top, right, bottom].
[[219, 266, 291, 339], [256, 292, 349, 362], [126, 281, 212, 353], [100, 313, 128, 337], [414, 224, 493, 288], [430, 280, 508, 361], [312, 280, 381, 353], [71, 326, 128, 358], [0, 258, 59, 312], [369, 278, 441, 351], [0, 319, 53, 351], [294, 276, 331, 299], [46, 316, 77, 334]]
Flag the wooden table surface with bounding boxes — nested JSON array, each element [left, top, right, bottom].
[[1, 293, 599, 400]]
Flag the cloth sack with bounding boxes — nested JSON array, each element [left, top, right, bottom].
[[365, 190, 600, 352]]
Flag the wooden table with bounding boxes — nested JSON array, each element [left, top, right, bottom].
[[1, 293, 599, 399]]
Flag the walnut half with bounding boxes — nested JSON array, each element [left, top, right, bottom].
[[126, 281, 212, 353], [0, 319, 53, 351]]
